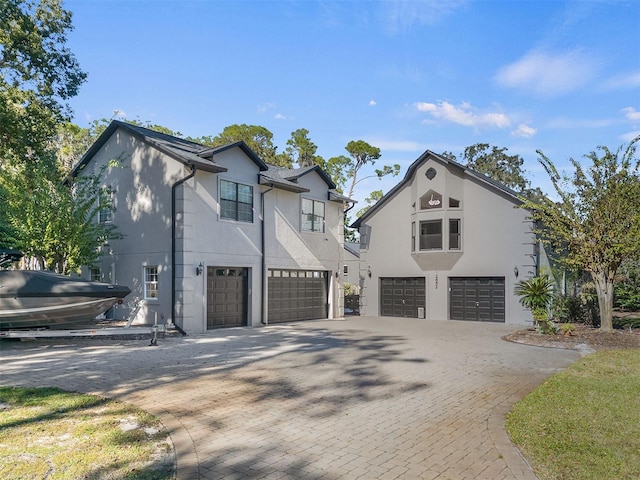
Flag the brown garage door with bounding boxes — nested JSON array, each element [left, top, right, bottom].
[[207, 267, 248, 329], [268, 269, 328, 324], [380, 277, 426, 318], [449, 277, 505, 322]]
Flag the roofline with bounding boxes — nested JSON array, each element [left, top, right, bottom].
[[258, 174, 310, 193], [350, 150, 523, 229], [202, 141, 269, 171], [285, 165, 337, 190]]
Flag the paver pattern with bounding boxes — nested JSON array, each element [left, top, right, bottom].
[[1, 317, 579, 479]]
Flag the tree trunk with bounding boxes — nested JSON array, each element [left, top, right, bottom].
[[592, 271, 614, 333]]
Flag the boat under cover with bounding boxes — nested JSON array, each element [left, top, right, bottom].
[[0, 270, 131, 330]]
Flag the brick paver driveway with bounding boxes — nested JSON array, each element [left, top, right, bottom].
[[1, 317, 579, 479]]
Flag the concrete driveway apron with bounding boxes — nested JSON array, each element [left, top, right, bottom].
[[1, 317, 579, 480]]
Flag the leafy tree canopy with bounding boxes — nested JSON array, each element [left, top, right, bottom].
[[521, 137, 640, 332], [0, 0, 86, 167]]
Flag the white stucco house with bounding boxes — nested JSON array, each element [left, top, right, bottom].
[[351, 150, 540, 325], [72, 121, 351, 334]]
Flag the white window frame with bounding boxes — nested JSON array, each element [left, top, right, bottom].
[[89, 267, 101, 282], [144, 266, 159, 300]]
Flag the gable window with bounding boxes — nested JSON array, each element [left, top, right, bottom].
[[220, 179, 253, 222], [449, 219, 461, 250], [301, 198, 325, 232], [343, 265, 349, 276], [144, 266, 159, 299], [449, 198, 460, 208], [419, 220, 442, 250], [420, 190, 443, 210]]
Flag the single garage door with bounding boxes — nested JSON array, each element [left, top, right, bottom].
[[380, 277, 426, 318], [268, 269, 328, 324], [207, 267, 248, 329], [449, 277, 505, 322]]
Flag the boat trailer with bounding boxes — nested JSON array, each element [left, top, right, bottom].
[[0, 310, 170, 345]]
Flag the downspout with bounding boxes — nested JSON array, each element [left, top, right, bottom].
[[171, 164, 196, 335], [261, 185, 274, 325]]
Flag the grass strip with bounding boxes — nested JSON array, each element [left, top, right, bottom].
[[0, 386, 174, 480], [506, 349, 640, 480]]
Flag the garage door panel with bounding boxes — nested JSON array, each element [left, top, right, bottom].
[[207, 267, 248, 329], [268, 269, 328, 324], [449, 277, 505, 323], [380, 277, 426, 318]]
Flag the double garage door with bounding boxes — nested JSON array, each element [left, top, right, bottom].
[[379, 276, 505, 322], [268, 269, 328, 324]]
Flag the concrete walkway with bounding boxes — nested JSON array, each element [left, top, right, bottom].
[[1, 317, 579, 479]]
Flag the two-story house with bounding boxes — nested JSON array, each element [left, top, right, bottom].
[[351, 150, 540, 325], [72, 121, 349, 334]]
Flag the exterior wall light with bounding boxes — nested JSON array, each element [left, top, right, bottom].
[[196, 262, 204, 276], [367, 267, 372, 278], [514, 266, 519, 278]]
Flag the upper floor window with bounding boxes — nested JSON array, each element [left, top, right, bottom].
[[220, 179, 253, 222], [98, 187, 114, 223], [301, 198, 325, 233], [144, 266, 159, 299], [449, 198, 460, 208], [420, 189, 443, 210], [420, 220, 442, 250], [449, 219, 461, 250]]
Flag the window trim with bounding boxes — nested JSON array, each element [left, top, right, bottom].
[[220, 179, 254, 223], [301, 198, 325, 233], [449, 219, 461, 250], [419, 219, 443, 251], [143, 266, 159, 300]]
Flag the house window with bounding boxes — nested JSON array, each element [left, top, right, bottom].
[[419, 220, 442, 250], [98, 188, 114, 223], [449, 198, 460, 208], [144, 266, 159, 299], [220, 179, 253, 222], [411, 221, 416, 252], [420, 190, 443, 210], [344, 265, 349, 275], [90, 267, 101, 282], [449, 219, 461, 250], [301, 198, 325, 232]]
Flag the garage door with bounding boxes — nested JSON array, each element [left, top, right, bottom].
[[380, 277, 426, 318], [268, 269, 328, 324], [207, 267, 248, 329], [449, 277, 505, 322]]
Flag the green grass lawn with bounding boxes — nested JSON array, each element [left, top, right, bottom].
[[0, 387, 174, 480], [506, 349, 640, 480]]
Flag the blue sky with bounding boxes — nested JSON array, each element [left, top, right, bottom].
[[65, 0, 639, 203]]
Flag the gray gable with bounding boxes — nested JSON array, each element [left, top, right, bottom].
[[351, 150, 523, 228]]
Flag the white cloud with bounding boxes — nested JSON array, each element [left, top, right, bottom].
[[415, 101, 511, 129], [495, 48, 598, 96], [369, 100, 377, 106], [257, 103, 276, 114], [274, 113, 287, 120], [622, 107, 640, 121], [511, 124, 537, 138], [621, 130, 640, 142], [603, 72, 640, 90], [383, 0, 466, 33]]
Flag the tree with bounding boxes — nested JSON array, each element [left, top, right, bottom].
[[515, 276, 556, 333], [0, 0, 86, 167], [356, 190, 383, 218], [0, 157, 123, 274], [521, 138, 640, 332], [462, 143, 528, 192], [192, 124, 289, 167], [285, 128, 323, 168]]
